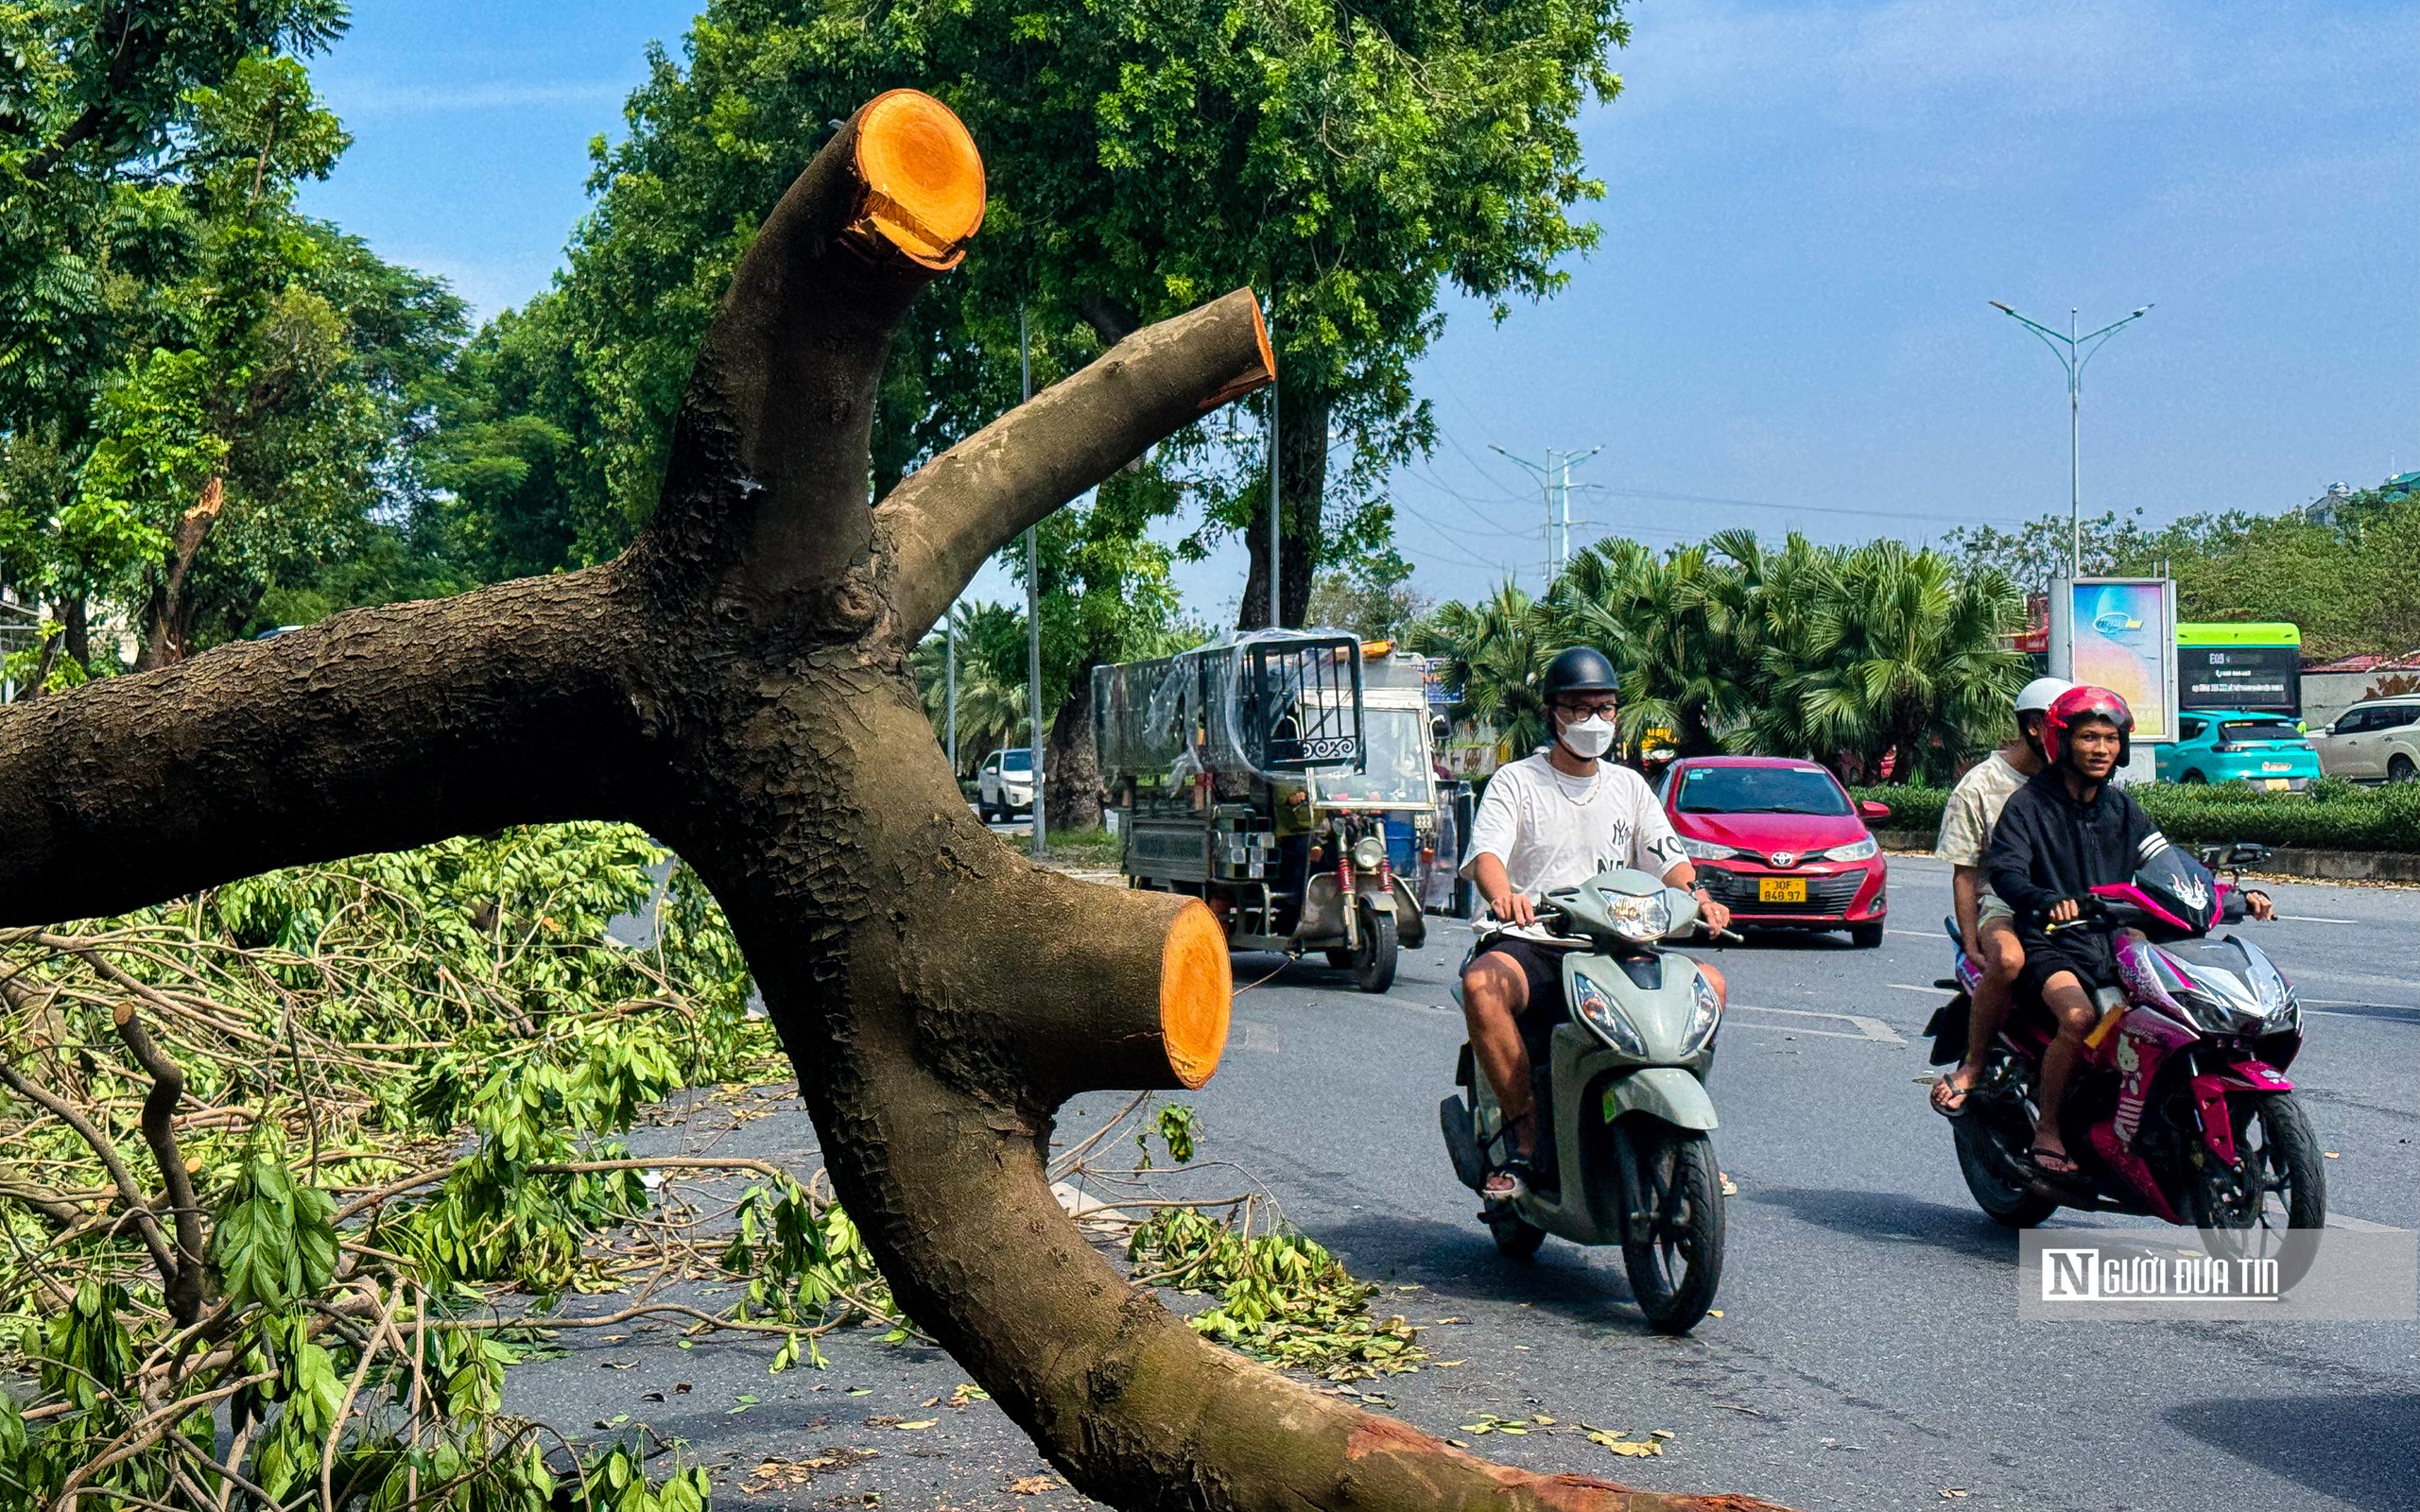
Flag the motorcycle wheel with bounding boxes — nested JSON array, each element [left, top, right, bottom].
[[1487, 1210, 1546, 1259], [1352, 902, 1397, 993], [1323, 948, 1355, 971], [1620, 1125, 1724, 1334], [2190, 1091, 2326, 1287], [1953, 1109, 2058, 1228]]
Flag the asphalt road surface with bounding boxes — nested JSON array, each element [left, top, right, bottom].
[[519, 854, 2418, 1512]]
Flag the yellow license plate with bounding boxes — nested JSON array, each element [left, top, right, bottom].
[[2260, 779, 2289, 791], [1758, 877, 1806, 903]]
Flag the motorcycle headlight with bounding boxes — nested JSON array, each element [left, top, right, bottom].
[[1826, 836, 1879, 863], [1680, 969, 1722, 1057], [1608, 892, 1672, 943], [1572, 971, 1649, 1057], [1678, 837, 1736, 862], [1350, 835, 1387, 871]]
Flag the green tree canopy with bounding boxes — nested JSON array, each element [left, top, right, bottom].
[[455, 0, 1627, 613], [1, 37, 466, 679], [1946, 492, 2420, 661]]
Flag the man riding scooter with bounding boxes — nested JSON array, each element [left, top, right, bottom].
[[1985, 685, 2273, 1175], [1459, 646, 1734, 1201]]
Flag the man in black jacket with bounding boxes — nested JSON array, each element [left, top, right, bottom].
[[1984, 688, 2162, 1177]]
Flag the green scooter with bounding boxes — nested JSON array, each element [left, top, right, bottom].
[[1440, 866, 1730, 1333]]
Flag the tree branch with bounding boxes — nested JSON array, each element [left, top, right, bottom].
[[0, 566, 645, 926], [0, 1060, 177, 1279], [875, 289, 1273, 643], [113, 1009, 208, 1325], [637, 90, 986, 617]]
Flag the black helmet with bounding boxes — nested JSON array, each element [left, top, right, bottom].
[[1540, 646, 1618, 705]]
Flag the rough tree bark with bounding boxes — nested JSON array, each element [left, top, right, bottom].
[[1237, 386, 1324, 630], [0, 91, 1789, 1512]]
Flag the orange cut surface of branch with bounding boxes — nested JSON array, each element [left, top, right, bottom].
[[854, 90, 986, 268], [1160, 900, 1232, 1089]]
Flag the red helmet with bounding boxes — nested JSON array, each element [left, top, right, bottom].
[[2044, 684, 2134, 766]]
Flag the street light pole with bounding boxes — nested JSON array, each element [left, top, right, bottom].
[[1022, 306, 1046, 859], [1989, 300, 2152, 576], [1489, 443, 1602, 589], [1267, 301, 1281, 628]]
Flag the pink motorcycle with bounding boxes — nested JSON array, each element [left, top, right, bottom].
[[1925, 841, 2325, 1260]]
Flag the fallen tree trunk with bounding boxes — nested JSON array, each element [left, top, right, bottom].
[[0, 88, 1789, 1512]]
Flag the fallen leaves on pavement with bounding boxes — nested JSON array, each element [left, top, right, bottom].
[[740, 1448, 879, 1493]]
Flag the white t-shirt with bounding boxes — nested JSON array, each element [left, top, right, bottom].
[[1461, 753, 1685, 902]]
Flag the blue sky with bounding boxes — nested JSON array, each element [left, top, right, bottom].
[[300, 1, 2420, 623]]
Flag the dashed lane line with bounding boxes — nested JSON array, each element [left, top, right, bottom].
[[1727, 1003, 1907, 1045]]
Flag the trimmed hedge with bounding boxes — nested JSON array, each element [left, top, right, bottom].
[[1853, 778, 2420, 854]]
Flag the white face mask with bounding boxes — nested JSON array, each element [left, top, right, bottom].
[[1558, 713, 1616, 761]]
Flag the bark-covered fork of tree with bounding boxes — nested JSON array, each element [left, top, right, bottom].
[[0, 90, 1790, 1512]]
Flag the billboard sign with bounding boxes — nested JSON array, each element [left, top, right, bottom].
[[2048, 578, 2178, 744]]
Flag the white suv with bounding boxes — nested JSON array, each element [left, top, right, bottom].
[[977, 747, 1034, 820], [2311, 699, 2420, 783]]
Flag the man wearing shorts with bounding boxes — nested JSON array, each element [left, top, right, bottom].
[[1929, 676, 2068, 1114], [1459, 646, 1732, 1201]]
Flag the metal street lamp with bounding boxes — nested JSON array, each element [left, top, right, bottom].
[[1989, 300, 2152, 576], [1487, 443, 1603, 589]]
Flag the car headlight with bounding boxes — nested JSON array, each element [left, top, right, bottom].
[[1678, 837, 1736, 862], [1680, 968, 1721, 1057], [1608, 892, 1672, 943], [1350, 835, 1388, 871], [1572, 971, 1649, 1056], [1827, 836, 1879, 862]]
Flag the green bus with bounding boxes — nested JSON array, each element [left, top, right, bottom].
[[2176, 623, 2300, 717]]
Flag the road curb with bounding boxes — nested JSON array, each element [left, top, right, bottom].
[[1875, 830, 2420, 884]]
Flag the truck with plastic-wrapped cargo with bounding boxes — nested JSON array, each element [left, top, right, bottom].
[[1093, 630, 1448, 992]]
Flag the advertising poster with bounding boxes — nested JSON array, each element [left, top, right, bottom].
[[2048, 579, 2177, 744]]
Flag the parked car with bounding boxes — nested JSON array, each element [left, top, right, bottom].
[[2157, 710, 2322, 790], [2311, 698, 2420, 784], [977, 747, 1034, 819], [1658, 756, 1892, 948]]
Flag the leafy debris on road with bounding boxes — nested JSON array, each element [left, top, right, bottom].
[[739, 1447, 879, 1493], [1127, 1207, 1425, 1381]]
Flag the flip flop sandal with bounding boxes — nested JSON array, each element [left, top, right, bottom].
[[1481, 1156, 1532, 1205], [1482, 1113, 1535, 1203], [1930, 1076, 1975, 1118], [2028, 1144, 2081, 1177]]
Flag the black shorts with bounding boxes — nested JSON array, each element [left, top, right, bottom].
[[1466, 936, 1574, 1040], [2019, 935, 2117, 1000]]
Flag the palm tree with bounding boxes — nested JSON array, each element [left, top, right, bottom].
[[913, 601, 1032, 775], [1737, 541, 2026, 782], [1554, 536, 1757, 759], [1412, 581, 1557, 759]]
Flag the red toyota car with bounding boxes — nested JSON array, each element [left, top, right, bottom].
[[1658, 756, 1892, 947]]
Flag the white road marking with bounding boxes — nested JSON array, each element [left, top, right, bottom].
[[1886, 929, 1938, 939], [2327, 1213, 2409, 1233], [1728, 1003, 1906, 1045], [2277, 914, 2360, 924], [1237, 1021, 1282, 1054]]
